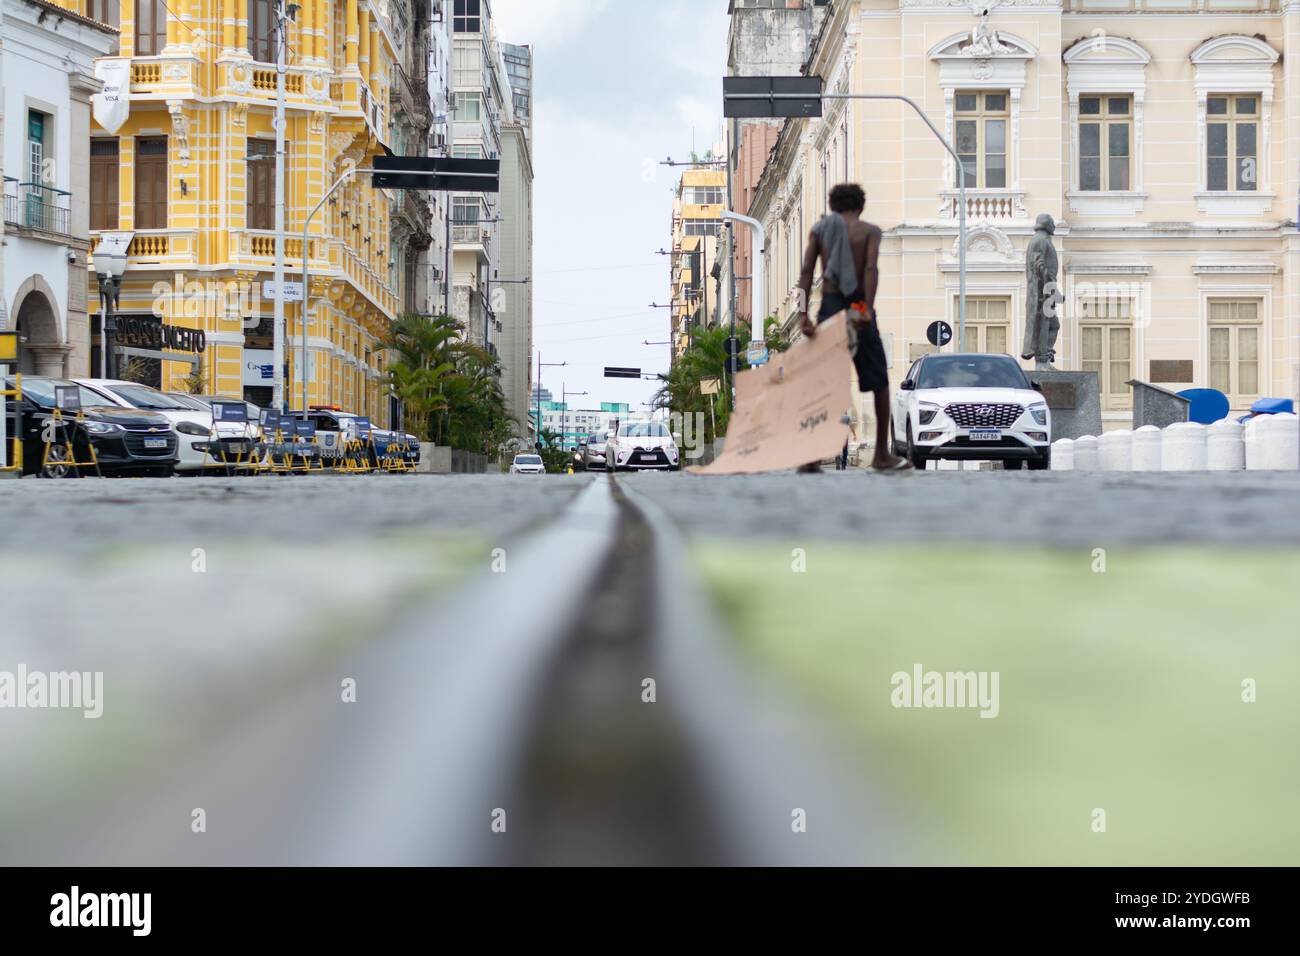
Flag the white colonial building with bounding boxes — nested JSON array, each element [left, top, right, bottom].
[[2, 0, 116, 377], [750, 0, 1300, 431]]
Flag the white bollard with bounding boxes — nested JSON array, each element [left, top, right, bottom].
[[1098, 429, 1133, 472], [1051, 438, 1074, 471], [1073, 435, 1100, 471], [1132, 425, 1162, 471], [1206, 419, 1245, 471], [1245, 413, 1299, 470], [1161, 421, 1208, 471]]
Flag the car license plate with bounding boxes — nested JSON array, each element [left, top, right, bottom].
[[143, 437, 168, 449], [969, 428, 1001, 441], [639, 453, 658, 461]]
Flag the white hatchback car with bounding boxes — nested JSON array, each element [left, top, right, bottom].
[[509, 453, 546, 475], [890, 353, 1051, 470], [604, 420, 680, 472], [75, 379, 218, 474]]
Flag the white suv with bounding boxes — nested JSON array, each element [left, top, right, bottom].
[[890, 353, 1051, 470], [604, 419, 680, 472]]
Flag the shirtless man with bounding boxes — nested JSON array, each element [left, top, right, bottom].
[[796, 183, 909, 471]]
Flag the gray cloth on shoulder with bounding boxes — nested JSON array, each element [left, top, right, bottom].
[[812, 213, 858, 299]]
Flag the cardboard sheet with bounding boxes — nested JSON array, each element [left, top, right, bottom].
[[692, 311, 853, 475]]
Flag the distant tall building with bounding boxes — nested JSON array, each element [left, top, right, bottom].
[[668, 165, 726, 358], [503, 43, 532, 141]]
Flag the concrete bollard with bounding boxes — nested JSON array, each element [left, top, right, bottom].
[[1131, 425, 1162, 471], [1073, 435, 1099, 471], [1245, 413, 1299, 470], [1050, 438, 1074, 471], [1098, 429, 1133, 472], [1206, 419, 1245, 471], [1161, 421, 1208, 471]]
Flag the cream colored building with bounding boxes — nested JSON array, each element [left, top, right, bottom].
[[751, 0, 1300, 431]]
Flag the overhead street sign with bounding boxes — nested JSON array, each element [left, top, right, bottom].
[[723, 76, 823, 119], [371, 156, 500, 192], [604, 367, 641, 379]]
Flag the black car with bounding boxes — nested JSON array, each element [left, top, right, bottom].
[[4, 377, 179, 477]]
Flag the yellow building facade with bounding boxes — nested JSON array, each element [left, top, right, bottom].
[[81, 0, 401, 424], [751, 0, 1300, 430], [669, 167, 725, 359]]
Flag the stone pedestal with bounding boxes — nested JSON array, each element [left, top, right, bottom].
[[1027, 370, 1101, 440], [1127, 380, 1190, 430]]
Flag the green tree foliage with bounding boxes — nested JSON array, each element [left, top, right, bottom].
[[387, 313, 515, 457], [652, 316, 790, 442]]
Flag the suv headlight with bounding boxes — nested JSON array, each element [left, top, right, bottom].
[[917, 402, 941, 426], [667, 444, 679, 460], [1029, 403, 1048, 427], [82, 420, 122, 436], [175, 421, 210, 437]]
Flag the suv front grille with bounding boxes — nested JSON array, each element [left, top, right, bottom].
[[945, 403, 1023, 428]]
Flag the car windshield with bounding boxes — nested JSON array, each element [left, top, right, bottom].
[[916, 355, 1030, 390], [621, 422, 668, 438], [105, 384, 194, 410], [517, 455, 542, 465], [8, 378, 107, 410], [167, 393, 210, 410]]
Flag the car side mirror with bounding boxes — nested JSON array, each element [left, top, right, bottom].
[[900, 379, 915, 391], [604, 430, 614, 440], [1030, 382, 1043, 393]]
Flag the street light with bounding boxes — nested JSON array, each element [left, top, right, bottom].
[[560, 385, 588, 453], [535, 354, 566, 449], [94, 245, 128, 379]]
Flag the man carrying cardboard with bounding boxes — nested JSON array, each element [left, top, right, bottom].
[[796, 183, 910, 472]]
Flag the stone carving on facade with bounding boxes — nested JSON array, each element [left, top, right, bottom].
[[167, 101, 190, 165]]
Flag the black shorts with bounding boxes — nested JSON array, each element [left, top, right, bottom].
[[818, 291, 889, 394]]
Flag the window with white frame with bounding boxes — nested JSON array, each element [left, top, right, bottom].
[[1208, 299, 1261, 404], [1078, 96, 1131, 191], [685, 186, 723, 206], [454, 92, 481, 121], [1079, 295, 1134, 411], [955, 297, 1010, 353], [954, 92, 1008, 188], [1206, 95, 1258, 193]]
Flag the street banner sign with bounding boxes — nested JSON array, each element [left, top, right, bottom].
[[295, 419, 316, 437], [927, 320, 953, 348], [604, 367, 641, 379], [353, 416, 372, 438], [746, 344, 769, 367], [693, 312, 852, 475], [262, 281, 304, 302], [261, 408, 281, 432], [700, 377, 721, 396], [723, 75, 823, 119], [211, 401, 248, 423], [372, 156, 500, 192], [55, 386, 81, 412]]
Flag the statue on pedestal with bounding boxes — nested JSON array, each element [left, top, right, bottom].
[[1022, 213, 1060, 370]]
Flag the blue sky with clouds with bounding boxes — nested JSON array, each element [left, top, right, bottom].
[[493, 0, 730, 413]]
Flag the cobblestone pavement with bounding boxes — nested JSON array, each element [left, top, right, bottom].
[[619, 470, 1300, 546]]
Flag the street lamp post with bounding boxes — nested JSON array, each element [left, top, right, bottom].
[[535, 354, 566, 449], [94, 248, 127, 379], [560, 385, 588, 453]]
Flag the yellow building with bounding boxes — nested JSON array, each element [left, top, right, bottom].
[[668, 166, 725, 358], [81, 0, 401, 424], [749, 0, 1300, 431]]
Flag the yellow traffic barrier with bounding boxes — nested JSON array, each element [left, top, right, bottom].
[[1, 371, 22, 476], [41, 389, 102, 478]]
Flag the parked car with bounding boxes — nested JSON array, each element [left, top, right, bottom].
[[604, 420, 680, 472], [292, 406, 369, 466], [74, 379, 220, 474], [4, 376, 177, 477], [890, 352, 1051, 470], [580, 433, 608, 471], [509, 453, 545, 475], [167, 392, 264, 463]]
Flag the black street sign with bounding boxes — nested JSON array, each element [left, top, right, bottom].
[[372, 156, 500, 192], [604, 367, 641, 379], [723, 76, 823, 119], [927, 320, 953, 348]]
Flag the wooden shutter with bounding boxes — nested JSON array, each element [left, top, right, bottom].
[[134, 137, 168, 230], [135, 0, 165, 56], [90, 139, 120, 231]]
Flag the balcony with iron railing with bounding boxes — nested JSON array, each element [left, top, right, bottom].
[[3, 179, 71, 238]]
